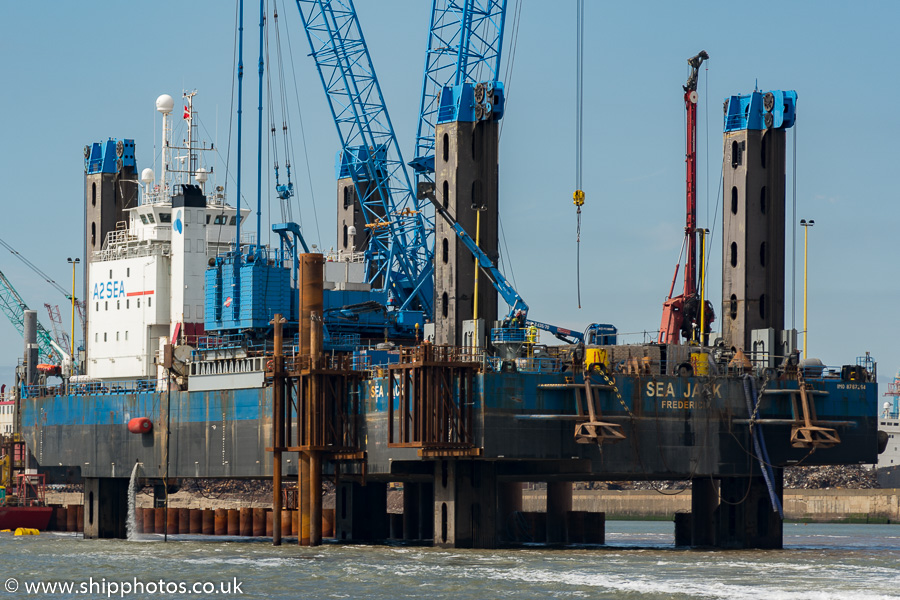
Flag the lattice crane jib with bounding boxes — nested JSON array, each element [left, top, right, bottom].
[[412, 0, 507, 178], [294, 0, 433, 314], [0, 270, 62, 364]]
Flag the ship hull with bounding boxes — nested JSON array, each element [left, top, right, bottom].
[[20, 372, 878, 481], [0, 507, 52, 530]]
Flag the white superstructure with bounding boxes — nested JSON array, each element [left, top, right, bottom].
[[86, 93, 249, 381], [878, 372, 900, 469]]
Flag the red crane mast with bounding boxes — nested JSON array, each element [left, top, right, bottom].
[[658, 51, 714, 345]]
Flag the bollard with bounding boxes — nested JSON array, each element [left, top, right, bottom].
[[201, 509, 215, 535], [142, 508, 155, 535], [252, 508, 266, 537], [51, 506, 66, 532], [282, 510, 292, 538], [227, 509, 240, 536], [566, 511, 586, 544], [178, 508, 190, 535], [239, 507, 252, 537], [323, 508, 335, 538], [389, 513, 404, 540], [154, 508, 166, 534], [214, 509, 228, 536], [584, 511, 605, 544], [47, 506, 60, 531], [189, 509, 202, 534], [64, 506, 75, 532], [674, 512, 692, 547], [166, 508, 179, 536]]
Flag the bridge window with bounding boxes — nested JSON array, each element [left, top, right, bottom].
[[441, 292, 448, 318], [730, 242, 738, 267], [159, 212, 171, 223], [92, 183, 96, 207], [442, 133, 449, 163], [343, 186, 351, 210], [442, 180, 449, 210], [343, 224, 348, 249], [442, 238, 449, 264], [730, 294, 738, 320], [731, 140, 742, 168], [731, 186, 738, 214], [91, 222, 96, 247]]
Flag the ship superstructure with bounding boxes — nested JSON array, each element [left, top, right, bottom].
[[84, 93, 249, 382]]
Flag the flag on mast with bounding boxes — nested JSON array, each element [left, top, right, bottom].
[[183, 105, 191, 121]]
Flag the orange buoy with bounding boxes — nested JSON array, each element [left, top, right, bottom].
[[127, 417, 153, 434]]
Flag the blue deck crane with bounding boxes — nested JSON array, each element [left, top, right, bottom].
[[419, 187, 613, 347], [294, 0, 434, 315], [410, 0, 507, 177]]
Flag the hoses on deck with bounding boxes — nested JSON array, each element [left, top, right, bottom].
[[742, 374, 784, 518]]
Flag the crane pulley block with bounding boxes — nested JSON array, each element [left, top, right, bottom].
[[573, 189, 585, 207]]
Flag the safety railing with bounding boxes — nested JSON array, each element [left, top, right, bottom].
[[22, 378, 160, 398]]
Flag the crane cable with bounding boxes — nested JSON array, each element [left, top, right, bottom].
[[573, 0, 584, 309]]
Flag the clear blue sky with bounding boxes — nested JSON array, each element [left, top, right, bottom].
[[0, 1, 897, 385]]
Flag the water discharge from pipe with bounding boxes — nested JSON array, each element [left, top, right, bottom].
[[126, 462, 142, 540]]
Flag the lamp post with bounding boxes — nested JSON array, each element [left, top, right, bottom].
[[67, 257, 80, 365], [800, 220, 814, 357]]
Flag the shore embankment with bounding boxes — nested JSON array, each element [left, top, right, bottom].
[[44, 488, 900, 524], [523, 489, 900, 523]]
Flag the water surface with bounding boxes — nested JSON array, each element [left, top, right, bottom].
[[2, 521, 898, 599]]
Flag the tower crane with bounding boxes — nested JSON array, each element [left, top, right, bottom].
[[658, 51, 715, 345], [0, 270, 68, 366]]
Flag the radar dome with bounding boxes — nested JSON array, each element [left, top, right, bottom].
[[141, 168, 155, 184], [194, 167, 209, 184], [156, 94, 175, 114], [348, 225, 357, 236]]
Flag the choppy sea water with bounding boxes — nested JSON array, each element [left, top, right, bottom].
[[2, 521, 899, 599]]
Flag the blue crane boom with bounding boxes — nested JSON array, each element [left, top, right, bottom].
[[294, 0, 433, 313], [422, 186, 603, 345], [411, 0, 507, 175], [0, 270, 66, 364]]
